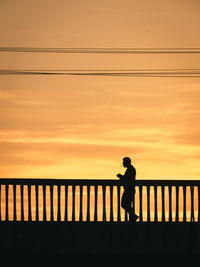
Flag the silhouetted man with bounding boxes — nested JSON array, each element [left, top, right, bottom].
[[117, 157, 138, 222]]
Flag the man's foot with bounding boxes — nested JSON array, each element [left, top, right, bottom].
[[129, 213, 139, 222], [133, 214, 139, 221]]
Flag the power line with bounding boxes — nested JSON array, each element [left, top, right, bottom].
[[1, 47, 200, 54], [1, 69, 200, 77], [1, 68, 200, 72]]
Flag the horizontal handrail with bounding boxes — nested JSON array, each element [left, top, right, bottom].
[[0, 178, 200, 186]]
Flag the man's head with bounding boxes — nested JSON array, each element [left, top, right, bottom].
[[122, 157, 131, 167]]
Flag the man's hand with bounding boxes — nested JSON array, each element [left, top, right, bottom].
[[116, 173, 123, 179]]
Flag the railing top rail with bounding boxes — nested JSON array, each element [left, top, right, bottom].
[[0, 178, 200, 186]]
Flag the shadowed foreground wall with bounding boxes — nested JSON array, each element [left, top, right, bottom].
[[0, 222, 200, 255]]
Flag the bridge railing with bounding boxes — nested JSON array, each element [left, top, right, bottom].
[[0, 178, 199, 222]]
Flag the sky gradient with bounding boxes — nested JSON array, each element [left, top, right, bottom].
[[0, 0, 200, 179]]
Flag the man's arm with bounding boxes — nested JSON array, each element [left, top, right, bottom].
[[116, 173, 124, 179]]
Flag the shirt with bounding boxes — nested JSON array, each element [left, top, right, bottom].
[[122, 165, 136, 181], [120, 165, 136, 191]]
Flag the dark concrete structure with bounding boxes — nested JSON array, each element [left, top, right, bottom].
[[1, 222, 200, 255]]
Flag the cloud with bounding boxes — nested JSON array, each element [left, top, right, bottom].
[[1, 77, 200, 178], [1, 79, 200, 134], [171, 130, 200, 146], [1, 137, 200, 179]]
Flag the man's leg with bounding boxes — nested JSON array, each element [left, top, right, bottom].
[[121, 190, 138, 221], [130, 191, 139, 221], [121, 190, 133, 213]]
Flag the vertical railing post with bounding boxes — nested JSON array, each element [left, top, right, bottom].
[[0, 184, 1, 221], [125, 211, 128, 222], [168, 186, 172, 222], [13, 184, 17, 221], [72, 185, 76, 221], [86, 185, 90, 222], [65, 185, 68, 221], [198, 186, 200, 222], [94, 185, 98, 222], [28, 185, 32, 221], [110, 185, 114, 222], [50, 185, 54, 221], [117, 185, 121, 222], [43, 185, 46, 221], [175, 186, 179, 222], [5, 184, 9, 221], [154, 186, 158, 222], [190, 186, 194, 222], [20, 184, 24, 221], [35, 185, 39, 221], [147, 185, 150, 222], [102, 185, 106, 221], [57, 185, 61, 221], [133, 184, 136, 217], [183, 185, 186, 222], [139, 185, 143, 222], [161, 185, 165, 222], [79, 185, 83, 222]]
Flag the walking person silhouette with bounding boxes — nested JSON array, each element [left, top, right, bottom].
[[117, 157, 139, 222]]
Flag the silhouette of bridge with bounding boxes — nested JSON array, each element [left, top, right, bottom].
[[1, 178, 200, 255]]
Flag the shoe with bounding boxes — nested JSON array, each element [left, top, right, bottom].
[[129, 213, 139, 222], [133, 214, 139, 221]]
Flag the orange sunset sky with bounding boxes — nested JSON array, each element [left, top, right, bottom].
[[0, 0, 200, 179]]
